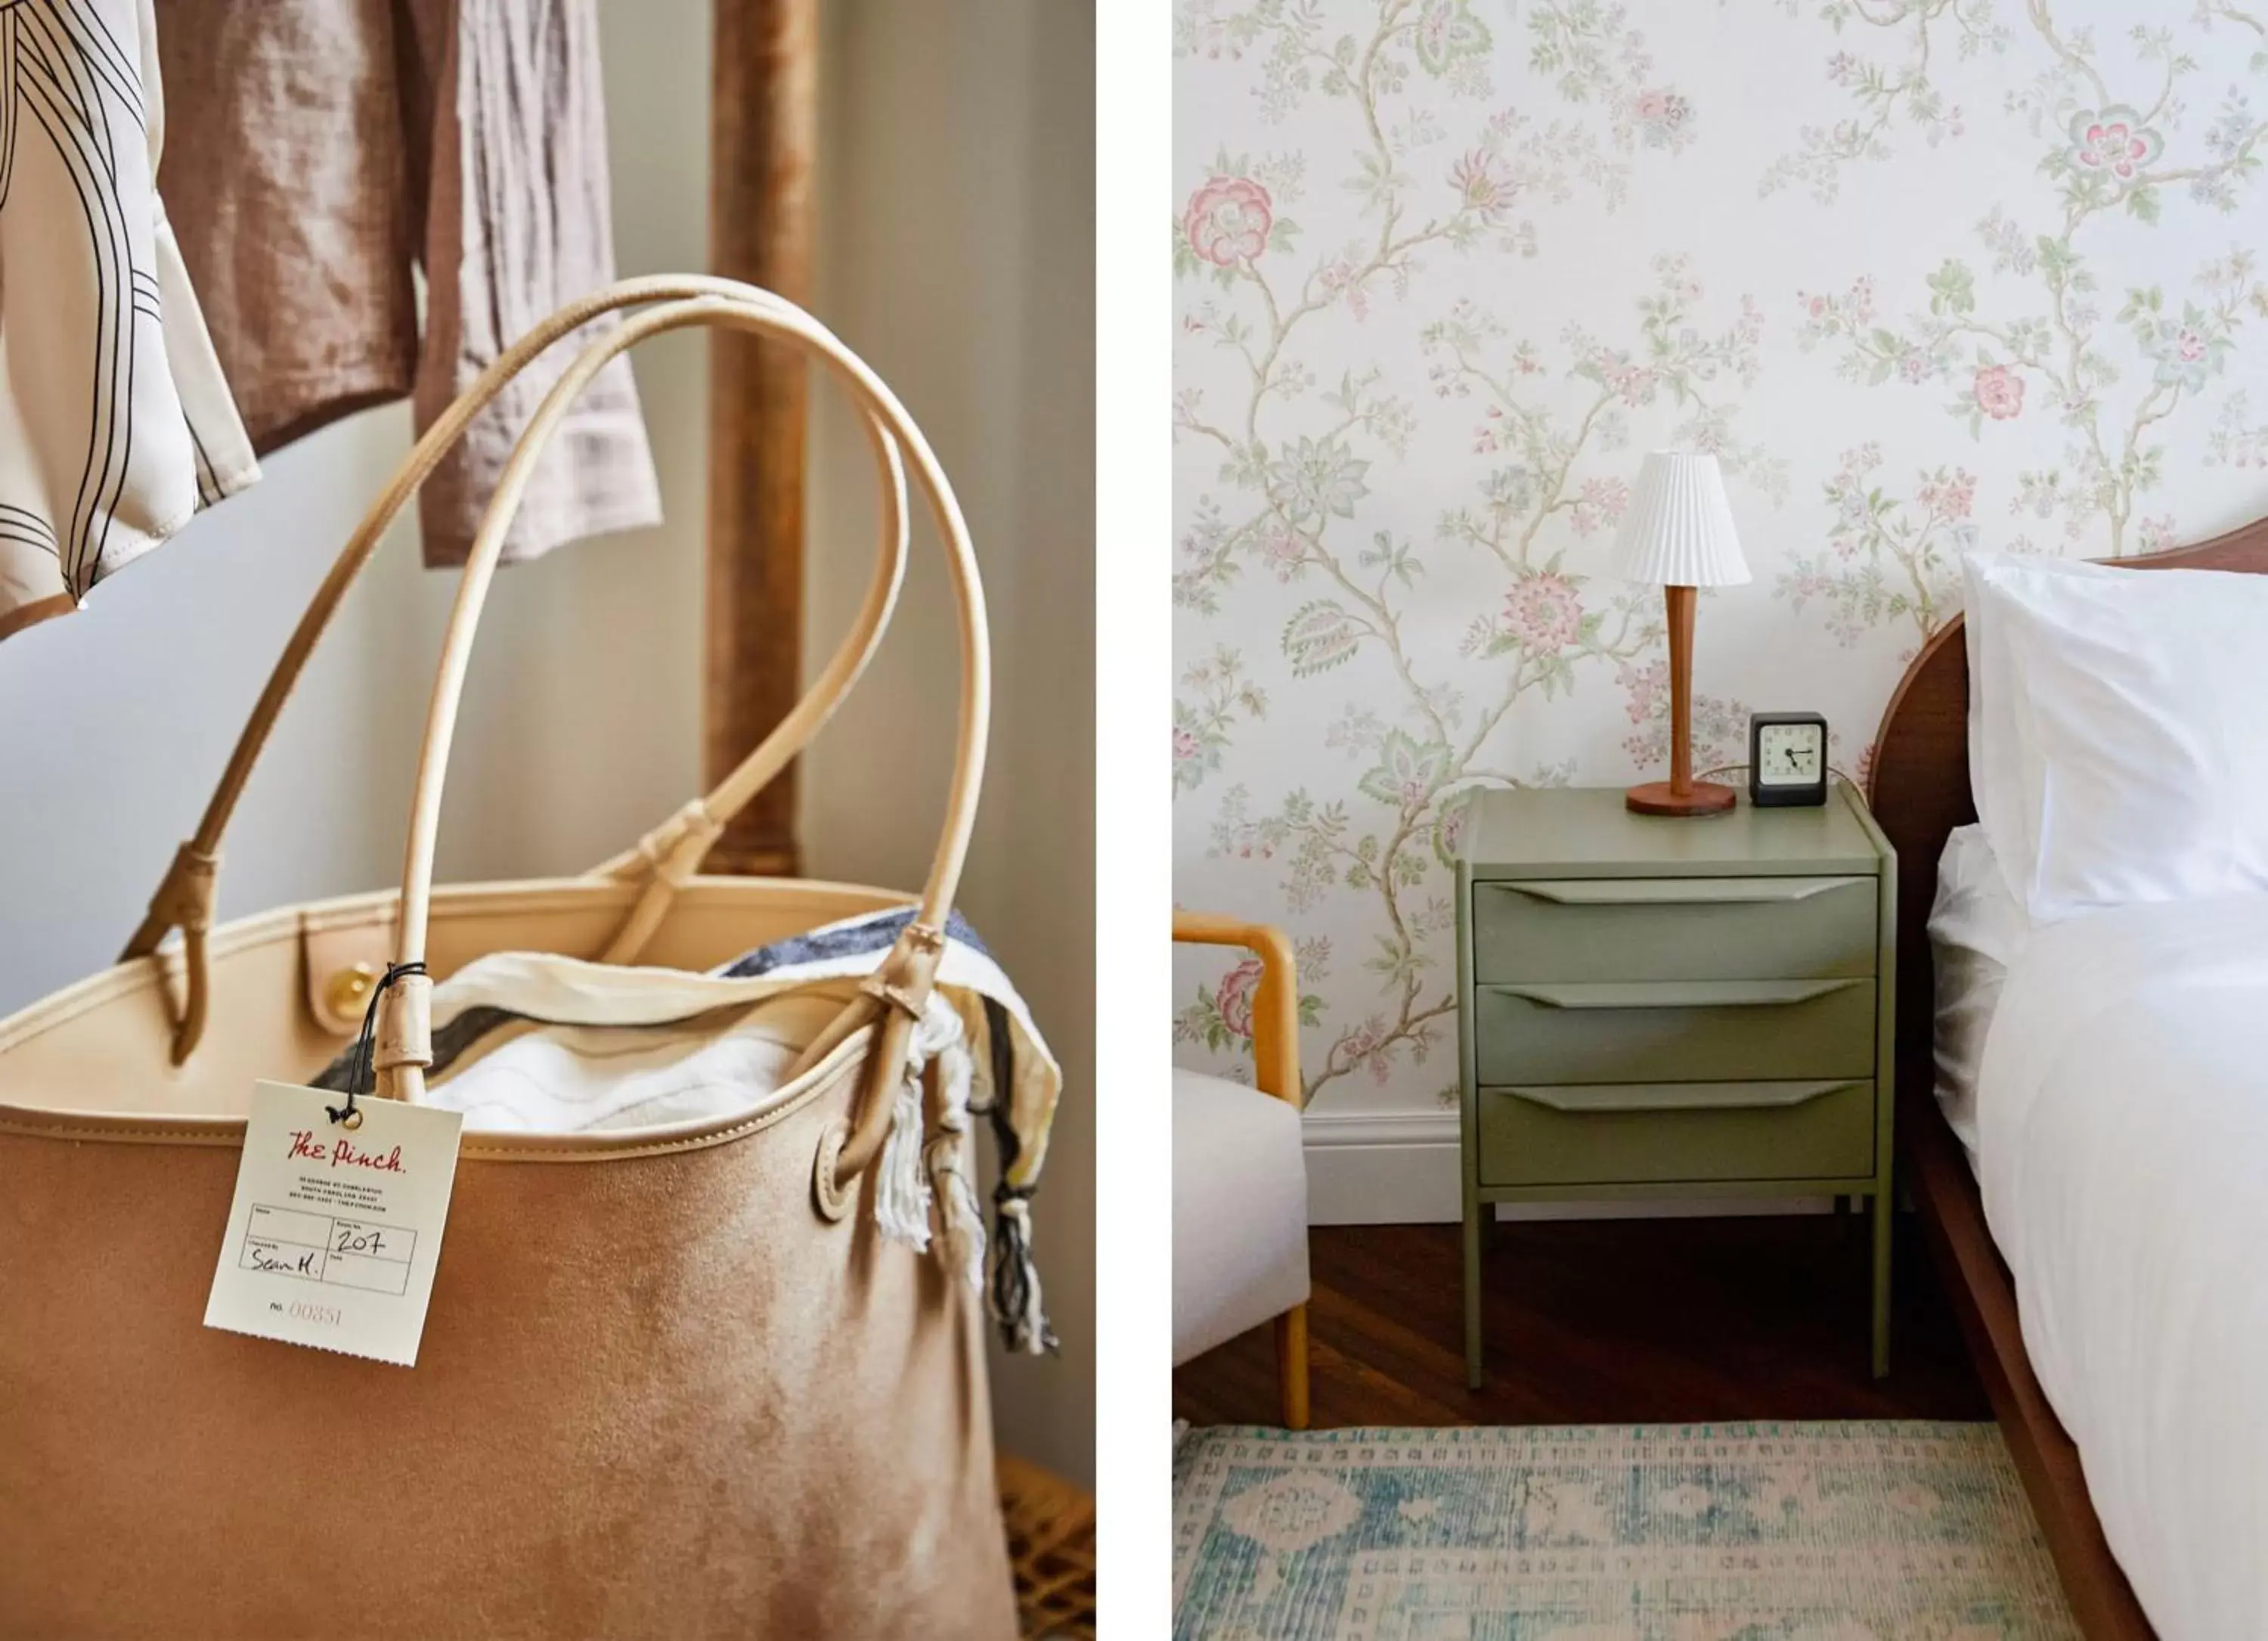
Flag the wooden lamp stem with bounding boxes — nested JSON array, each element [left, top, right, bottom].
[[1667, 583, 1696, 796], [1626, 584, 1736, 817]]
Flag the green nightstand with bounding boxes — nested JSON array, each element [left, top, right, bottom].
[[1455, 780, 1897, 1386]]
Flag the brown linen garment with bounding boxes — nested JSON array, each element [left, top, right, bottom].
[[155, 0, 661, 566]]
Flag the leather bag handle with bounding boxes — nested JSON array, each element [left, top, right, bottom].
[[122, 276, 910, 1063], [372, 292, 987, 1202]]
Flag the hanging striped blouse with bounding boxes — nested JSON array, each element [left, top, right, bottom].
[[0, 0, 256, 644]]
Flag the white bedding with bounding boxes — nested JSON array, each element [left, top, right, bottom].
[[1928, 822, 2030, 1171], [1975, 891, 2268, 1639]]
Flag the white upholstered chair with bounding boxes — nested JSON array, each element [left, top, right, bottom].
[[1172, 912, 1310, 1429]]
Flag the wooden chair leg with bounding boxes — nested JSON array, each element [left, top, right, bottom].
[[1275, 1304, 1309, 1430]]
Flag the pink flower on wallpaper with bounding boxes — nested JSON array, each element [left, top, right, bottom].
[[1619, 658, 1668, 724], [1631, 88, 1692, 148], [1918, 468, 1977, 521], [1334, 1016, 1393, 1085], [1793, 281, 1875, 343], [1606, 362, 1656, 408], [1503, 573, 1585, 651], [1451, 150, 1519, 219], [1972, 364, 2025, 420], [1214, 956, 1263, 1039], [1173, 726, 1200, 765], [1317, 258, 1371, 321], [1569, 476, 1629, 536], [1183, 176, 1272, 266], [2068, 106, 2163, 181], [1256, 525, 1307, 581]]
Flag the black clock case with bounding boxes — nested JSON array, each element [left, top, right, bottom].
[[1748, 711, 1830, 808]]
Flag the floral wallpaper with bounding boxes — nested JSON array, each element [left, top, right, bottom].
[[1172, 0, 2268, 1115]]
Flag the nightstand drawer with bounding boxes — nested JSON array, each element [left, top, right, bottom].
[[1472, 978, 1874, 1084], [1470, 876, 1876, 983], [1475, 1078, 1876, 1185]]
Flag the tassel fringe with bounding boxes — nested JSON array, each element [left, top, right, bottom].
[[867, 989, 1052, 1352], [990, 1194, 1055, 1356], [925, 1031, 987, 1292], [872, 1073, 931, 1252], [872, 995, 971, 1252]]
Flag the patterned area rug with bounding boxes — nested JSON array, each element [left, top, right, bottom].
[[1173, 1423, 2079, 1640]]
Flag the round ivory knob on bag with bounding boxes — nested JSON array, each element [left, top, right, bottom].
[[325, 962, 380, 1018]]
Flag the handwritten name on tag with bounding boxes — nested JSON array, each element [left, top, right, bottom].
[[204, 1081, 463, 1367]]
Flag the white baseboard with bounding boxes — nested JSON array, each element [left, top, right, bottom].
[[1300, 1109, 1833, 1225], [1300, 1109, 1464, 1224]]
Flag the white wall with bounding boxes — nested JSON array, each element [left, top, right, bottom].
[[0, 0, 1093, 1488], [807, 0, 1096, 1488]]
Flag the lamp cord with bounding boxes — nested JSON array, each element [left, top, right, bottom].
[[1696, 762, 1862, 787]]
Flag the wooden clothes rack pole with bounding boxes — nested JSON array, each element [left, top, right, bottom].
[[705, 0, 816, 876]]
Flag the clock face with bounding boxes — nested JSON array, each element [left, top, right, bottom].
[[1756, 722, 1824, 786]]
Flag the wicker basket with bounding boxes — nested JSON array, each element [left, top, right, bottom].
[[997, 1452, 1098, 1638]]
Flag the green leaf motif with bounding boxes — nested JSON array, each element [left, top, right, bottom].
[[1282, 600, 1364, 675], [1926, 260, 1975, 317], [1356, 731, 1452, 809], [1415, 0, 1492, 76]]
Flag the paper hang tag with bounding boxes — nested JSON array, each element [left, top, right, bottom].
[[204, 1081, 464, 1367]]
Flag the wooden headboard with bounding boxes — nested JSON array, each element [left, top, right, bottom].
[[1864, 513, 2268, 1112]]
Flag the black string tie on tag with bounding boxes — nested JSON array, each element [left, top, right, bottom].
[[326, 961, 428, 1130]]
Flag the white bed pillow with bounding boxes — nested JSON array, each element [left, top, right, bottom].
[[1964, 550, 2268, 923], [1960, 551, 2120, 911]]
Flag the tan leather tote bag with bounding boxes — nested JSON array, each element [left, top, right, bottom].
[[0, 280, 1023, 1639]]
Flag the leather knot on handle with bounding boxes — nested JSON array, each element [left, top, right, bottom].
[[857, 923, 948, 1019], [859, 976, 928, 1019], [147, 842, 222, 934], [329, 962, 431, 1126], [373, 971, 435, 1076], [628, 798, 724, 887], [121, 842, 225, 1066]]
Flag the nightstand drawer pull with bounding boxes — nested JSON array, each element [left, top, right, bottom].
[[1501, 1079, 1864, 1115], [1468, 876, 1876, 984], [1473, 977, 1874, 1084], [1473, 1078, 1876, 1186], [1495, 876, 1863, 906], [1487, 979, 1861, 1010]]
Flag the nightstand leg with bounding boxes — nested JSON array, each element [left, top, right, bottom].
[[1870, 1187, 1893, 1379], [1463, 1199, 1484, 1391]]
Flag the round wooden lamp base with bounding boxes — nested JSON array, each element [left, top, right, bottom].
[[1625, 779, 1737, 817]]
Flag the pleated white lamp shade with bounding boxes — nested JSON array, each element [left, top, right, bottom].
[[1610, 451, 1749, 588]]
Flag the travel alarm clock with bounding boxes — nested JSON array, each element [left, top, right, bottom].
[[1748, 712, 1828, 808]]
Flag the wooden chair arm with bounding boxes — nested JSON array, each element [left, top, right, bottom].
[[1172, 911, 1303, 1110]]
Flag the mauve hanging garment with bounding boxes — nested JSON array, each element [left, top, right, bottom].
[[155, 0, 660, 567]]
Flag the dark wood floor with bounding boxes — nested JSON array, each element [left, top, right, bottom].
[[1174, 1210, 1988, 1427]]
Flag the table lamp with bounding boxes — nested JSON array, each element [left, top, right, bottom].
[[1612, 451, 1749, 817]]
